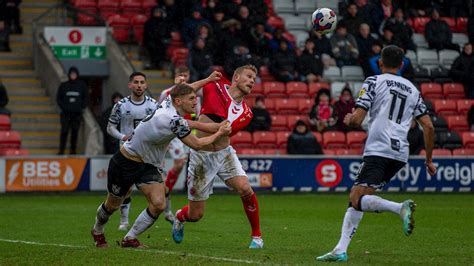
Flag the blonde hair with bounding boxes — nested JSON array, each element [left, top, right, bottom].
[[174, 66, 190, 75], [234, 64, 258, 76]]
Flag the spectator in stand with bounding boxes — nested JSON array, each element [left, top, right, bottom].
[[334, 87, 355, 132], [196, 23, 217, 56], [222, 0, 242, 19], [450, 43, 474, 98], [236, 5, 253, 34], [56, 67, 88, 155], [245, 96, 271, 132], [399, 0, 432, 18], [202, 0, 221, 21], [246, 22, 269, 60], [447, 0, 468, 17], [425, 9, 459, 51], [369, 43, 414, 79], [379, 27, 402, 48], [143, 8, 170, 69], [308, 89, 337, 132], [370, 0, 395, 33], [382, 8, 416, 52], [245, 0, 267, 24], [269, 28, 294, 54], [287, 120, 323, 155], [270, 40, 299, 82], [219, 19, 245, 61], [340, 3, 367, 36], [330, 22, 359, 67], [469, 106, 474, 130], [0, 77, 10, 115], [160, 0, 183, 31], [356, 23, 377, 68], [407, 120, 424, 155], [298, 39, 323, 83], [209, 7, 226, 37], [4, 0, 21, 34], [101, 92, 124, 154], [188, 38, 214, 82], [0, 20, 10, 52], [224, 44, 255, 78], [366, 42, 383, 76], [182, 5, 208, 45], [309, 30, 332, 57]]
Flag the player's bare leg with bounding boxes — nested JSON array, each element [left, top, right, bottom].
[[226, 176, 263, 249], [164, 158, 186, 224], [92, 193, 124, 248], [121, 183, 166, 248], [173, 200, 206, 243]]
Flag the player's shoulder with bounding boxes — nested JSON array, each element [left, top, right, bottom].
[[145, 95, 158, 104], [114, 97, 129, 108]]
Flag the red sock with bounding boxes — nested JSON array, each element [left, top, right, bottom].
[[165, 169, 179, 192], [176, 205, 189, 222], [241, 192, 261, 237]]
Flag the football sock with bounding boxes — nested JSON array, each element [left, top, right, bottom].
[[360, 195, 402, 214], [124, 208, 158, 240], [93, 203, 112, 234], [176, 205, 190, 222], [241, 192, 262, 237], [334, 207, 364, 254], [165, 169, 179, 192], [120, 197, 131, 225], [164, 193, 172, 213]]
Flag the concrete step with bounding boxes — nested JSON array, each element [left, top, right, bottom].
[[21, 131, 59, 141], [22, 1, 58, 8], [3, 78, 41, 87], [13, 122, 60, 131], [22, 139, 58, 149], [0, 51, 32, 59], [142, 69, 172, 79], [12, 113, 59, 123], [8, 105, 56, 114], [10, 35, 33, 42], [10, 41, 32, 49], [9, 96, 51, 105], [7, 88, 46, 97], [0, 70, 36, 78], [21, 7, 49, 16], [0, 59, 33, 70]]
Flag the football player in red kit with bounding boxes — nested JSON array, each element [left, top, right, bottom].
[[172, 64, 263, 248]]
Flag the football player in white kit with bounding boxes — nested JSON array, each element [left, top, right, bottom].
[[91, 83, 231, 248], [107, 72, 159, 231], [317, 46, 437, 262]]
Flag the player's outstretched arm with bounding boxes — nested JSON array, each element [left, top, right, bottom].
[[188, 71, 222, 91], [180, 124, 231, 150], [343, 107, 367, 128], [187, 120, 230, 134], [417, 114, 437, 176], [107, 122, 128, 141]]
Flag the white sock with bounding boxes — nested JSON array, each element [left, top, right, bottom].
[[333, 207, 363, 254], [124, 208, 157, 240], [164, 195, 172, 213], [93, 203, 112, 234], [120, 203, 131, 225], [360, 195, 402, 214]]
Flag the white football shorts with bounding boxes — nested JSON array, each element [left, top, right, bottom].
[[168, 138, 189, 160]]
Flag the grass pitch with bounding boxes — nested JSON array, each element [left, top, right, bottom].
[[0, 193, 473, 265]]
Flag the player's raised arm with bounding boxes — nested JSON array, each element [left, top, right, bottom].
[[187, 120, 230, 134], [417, 114, 436, 176], [180, 123, 231, 150], [188, 71, 222, 91]]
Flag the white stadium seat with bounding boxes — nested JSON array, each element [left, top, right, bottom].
[[453, 33, 468, 48], [323, 66, 341, 81], [438, 49, 460, 68], [341, 66, 364, 81], [295, 0, 316, 14], [412, 33, 428, 49], [417, 49, 439, 66], [283, 15, 308, 31], [273, 0, 295, 14], [331, 81, 348, 99]]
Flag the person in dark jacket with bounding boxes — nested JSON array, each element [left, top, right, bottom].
[[56, 67, 88, 155], [450, 43, 474, 98], [182, 5, 209, 45], [382, 8, 416, 52], [245, 96, 271, 132], [143, 8, 170, 69], [339, 3, 368, 36], [425, 9, 459, 51], [298, 39, 323, 83], [334, 87, 355, 132], [287, 120, 323, 155], [270, 40, 299, 82], [4, 0, 21, 34], [0, 77, 10, 115], [101, 92, 123, 154], [309, 30, 332, 57], [408, 119, 424, 155], [356, 23, 377, 74], [188, 38, 213, 81]]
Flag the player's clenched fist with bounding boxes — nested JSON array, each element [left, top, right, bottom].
[[206, 71, 223, 82], [218, 121, 232, 136]]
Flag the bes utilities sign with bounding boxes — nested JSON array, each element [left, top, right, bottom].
[[44, 27, 107, 60], [5, 159, 87, 191]]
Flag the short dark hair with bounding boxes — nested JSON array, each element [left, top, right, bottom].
[[381, 45, 404, 69], [175, 66, 190, 75], [129, 72, 146, 81], [170, 83, 194, 100]]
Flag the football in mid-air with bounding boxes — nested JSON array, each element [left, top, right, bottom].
[[311, 8, 337, 34]]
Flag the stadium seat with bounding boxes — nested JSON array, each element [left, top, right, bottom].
[[169, 31, 184, 47], [0, 131, 21, 149], [330, 82, 348, 99], [323, 66, 341, 81], [297, 98, 313, 113], [251, 83, 264, 97], [335, 148, 362, 155], [170, 48, 189, 66], [121, 0, 142, 18], [286, 81, 308, 98], [438, 50, 460, 68], [276, 131, 291, 148], [341, 66, 364, 81], [273, 0, 295, 14], [253, 131, 277, 148], [412, 17, 430, 33], [323, 149, 336, 155], [346, 131, 367, 149], [0, 148, 29, 156], [76, 4, 99, 25], [462, 132, 474, 148], [107, 14, 131, 43], [441, 17, 456, 32], [417, 49, 439, 66], [412, 33, 429, 49], [456, 17, 468, 33], [239, 148, 266, 155], [264, 149, 279, 155], [295, 0, 316, 14], [0, 115, 11, 131], [274, 98, 299, 114], [405, 50, 418, 66], [312, 131, 322, 143], [433, 100, 458, 116], [287, 115, 309, 129], [98, 0, 120, 19], [308, 82, 330, 97], [456, 99, 474, 114], [437, 131, 463, 150], [230, 131, 253, 148], [322, 131, 346, 149], [271, 115, 288, 131], [131, 14, 147, 45], [442, 83, 465, 99], [453, 33, 469, 47], [419, 149, 452, 156], [282, 31, 297, 48], [293, 30, 309, 48], [259, 66, 276, 82], [142, 0, 157, 17], [350, 82, 364, 96], [446, 115, 469, 132], [264, 98, 276, 113], [283, 15, 307, 31], [263, 82, 286, 98], [431, 115, 449, 132], [266, 16, 285, 30], [452, 148, 474, 156], [420, 82, 444, 99]]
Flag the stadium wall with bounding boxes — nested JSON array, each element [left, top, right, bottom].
[[0, 156, 472, 193]]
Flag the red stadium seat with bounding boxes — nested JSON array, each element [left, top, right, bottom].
[[456, 99, 474, 114], [276, 131, 291, 148], [297, 98, 313, 113], [131, 14, 147, 45], [323, 149, 336, 155], [420, 82, 444, 99], [259, 66, 275, 82], [419, 149, 452, 156], [142, 0, 157, 17], [252, 83, 264, 97], [308, 82, 330, 97], [335, 148, 362, 155], [452, 148, 474, 156], [312, 132, 322, 143], [346, 131, 367, 149], [413, 17, 431, 33], [230, 131, 253, 148], [0, 131, 21, 149], [271, 115, 288, 131], [441, 17, 456, 32], [253, 131, 277, 148], [274, 98, 299, 114], [322, 131, 346, 149], [239, 148, 265, 155], [121, 0, 142, 18], [98, 0, 120, 19], [171, 48, 189, 65], [0, 148, 29, 156], [286, 82, 308, 98], [264, 98, 276, 113], [75, 0, 98, 25], [266, 16, 285, 30], [169, 31, 184, 46], [287, 115, 309, 130], [0, 115, 11, 131], [278, 148, 287, 154], [456, 17, 468, 33], [442, 83, 464, 99], [462, 132, 474, 148], [263, 82, 286, 98], [433, 100, 458, 116], [107, 14, 130, 43], [446, 115, 469, 132], [264, 149, 279, 155]]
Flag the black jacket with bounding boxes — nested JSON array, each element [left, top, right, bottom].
[[450, 52, 474, 82], [246, 107, 271, 132], [425, 19, 452, 46], [0, 82, 8, 108], [287, 130, 322, 155], [298, 49, 323, 76], [56, 79, 88, 113], [408, 125, 424, 155]]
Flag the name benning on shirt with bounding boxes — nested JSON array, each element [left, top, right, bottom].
[[386, 80, 412, 94]]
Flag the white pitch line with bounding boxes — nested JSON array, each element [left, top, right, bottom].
[[0, 238, 259, 264]]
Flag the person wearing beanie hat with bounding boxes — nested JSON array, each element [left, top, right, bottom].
[[287, 120, 322, 154]]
